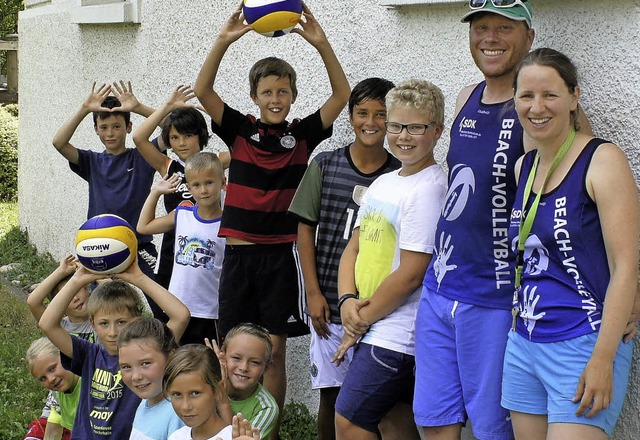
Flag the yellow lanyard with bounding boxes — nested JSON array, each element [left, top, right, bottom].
[[511, 128, 576, 331]]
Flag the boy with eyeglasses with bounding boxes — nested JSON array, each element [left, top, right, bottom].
[[412, 2, 535, 440], [332, 79, 447, 440]]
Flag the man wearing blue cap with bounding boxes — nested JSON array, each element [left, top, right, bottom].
[[413, 2, 534, 440]]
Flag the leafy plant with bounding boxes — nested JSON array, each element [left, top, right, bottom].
[[280, 400, 318, 440], [0, 201, 17, 236], [0, 105, 18, 201], [0, 226, 57, 288]]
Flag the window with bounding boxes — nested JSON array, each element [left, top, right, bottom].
[[71, 0, 141, 24]]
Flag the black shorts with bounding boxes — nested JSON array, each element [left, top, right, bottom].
[[180, 317, 219, 346], [218, 242, 310, 338]]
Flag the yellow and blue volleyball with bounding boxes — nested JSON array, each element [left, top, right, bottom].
[[243, 0, 303, 37], [75, 214, 137, 274]]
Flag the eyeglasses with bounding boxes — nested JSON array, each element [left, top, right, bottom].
[[469, 0, 532, 19], [385, 122, 435, 135]]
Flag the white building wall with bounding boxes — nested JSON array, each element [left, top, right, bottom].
[[17, 1, 640, 438]]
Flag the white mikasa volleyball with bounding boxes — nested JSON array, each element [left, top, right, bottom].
[[243, 0, 303, 37], [75, 214, 138, 274]]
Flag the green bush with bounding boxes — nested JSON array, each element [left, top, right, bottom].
[[3, 104, 18, 118], [280, 401, 318, 440], [0, 226, 57, 288], [0, 105, 18, 201]]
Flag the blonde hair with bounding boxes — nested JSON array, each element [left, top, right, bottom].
[[26, 337, 59, 372], [163, 344, 222, 395], [87, 280, 143, 318], [385, 79, 445, 125], [222, 322, 273, 364], [185, 152, 224, 181]]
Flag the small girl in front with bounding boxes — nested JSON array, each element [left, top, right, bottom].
[[117, 317, 185, 439], [165, 344, 232, 440]]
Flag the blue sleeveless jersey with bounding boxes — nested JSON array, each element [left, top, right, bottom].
[[508, 139, 609, 342], [424, 82, 524, 309]]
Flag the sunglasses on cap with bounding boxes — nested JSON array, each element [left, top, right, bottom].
[[469, 0, 532, 19]]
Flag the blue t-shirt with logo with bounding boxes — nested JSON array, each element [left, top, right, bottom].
[[70, 148, 155, 243], [61, 336, 141, 439]]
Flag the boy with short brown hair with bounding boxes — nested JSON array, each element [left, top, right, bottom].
[[194, 4, 350, 431]]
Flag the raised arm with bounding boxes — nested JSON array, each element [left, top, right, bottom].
[[111, 80, 155, 118], [27, 255, 78, 323], [52, 82, 112, 165], [291, 3, 349, 130], [194, 5, 252, 126], [137, 174, 180, 235], [39, 267, 104, 358], [573, 142, 639, 418], [114, 259, 190, 341], [133, 85, 198, 174]]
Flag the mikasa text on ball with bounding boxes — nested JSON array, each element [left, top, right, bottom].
[[75, 214, 138, 274], [243, 0, 303, 37]]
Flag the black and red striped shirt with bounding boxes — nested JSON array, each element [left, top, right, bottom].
[[212, 104, 331, 243]]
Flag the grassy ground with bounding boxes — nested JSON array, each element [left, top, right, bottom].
[[0, 201, 17, 236], [0, 285, 46, 439], [0, 201, 318, 439], [0, 202, 47, 438]]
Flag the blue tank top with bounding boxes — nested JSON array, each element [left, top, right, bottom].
[[508, 139, 609, 342], [423, 82, 524, 309]]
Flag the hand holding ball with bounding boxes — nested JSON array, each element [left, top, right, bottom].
[[75, 214, 137, 274], [243, 0, 303, 37]]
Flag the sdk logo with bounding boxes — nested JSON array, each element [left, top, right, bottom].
[[459, 117, 477, 131]]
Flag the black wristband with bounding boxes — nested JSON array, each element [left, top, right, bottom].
[[337, 293, 358, 311]]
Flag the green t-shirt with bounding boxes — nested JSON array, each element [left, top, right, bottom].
[[51, 377, 82, 430], [229, 383, 279, 439]]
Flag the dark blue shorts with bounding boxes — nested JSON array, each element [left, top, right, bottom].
[[335, 343, 415, 433]]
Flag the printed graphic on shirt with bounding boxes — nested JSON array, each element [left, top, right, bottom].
[[352, 185, 367, 206], [510, 234, 550, 277], [436, 118, 517, 291], [341, 185, 369, 241], [356, 203, 397, 301], [90, 369, 124, 401], [510, 195, 603, 338], [520, 285, 545, 338], [88, 368, 125, 435], [175, 235, 218, 270], [442, 164, 475, 222], [433, 231, 457, 289], [553, 197, 602, 331], [172, 172, 192, 200]]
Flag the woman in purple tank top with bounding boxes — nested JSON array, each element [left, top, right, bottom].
[[502, 48, 639, 439]]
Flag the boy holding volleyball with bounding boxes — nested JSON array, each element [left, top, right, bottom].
[[194, 2, 349, 433], [39, 259, 190, 439], [52, 81, 165, 317]]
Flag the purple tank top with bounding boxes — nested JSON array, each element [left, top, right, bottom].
[[424, 82, 524, 309], [509, 139, 609, 342]]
